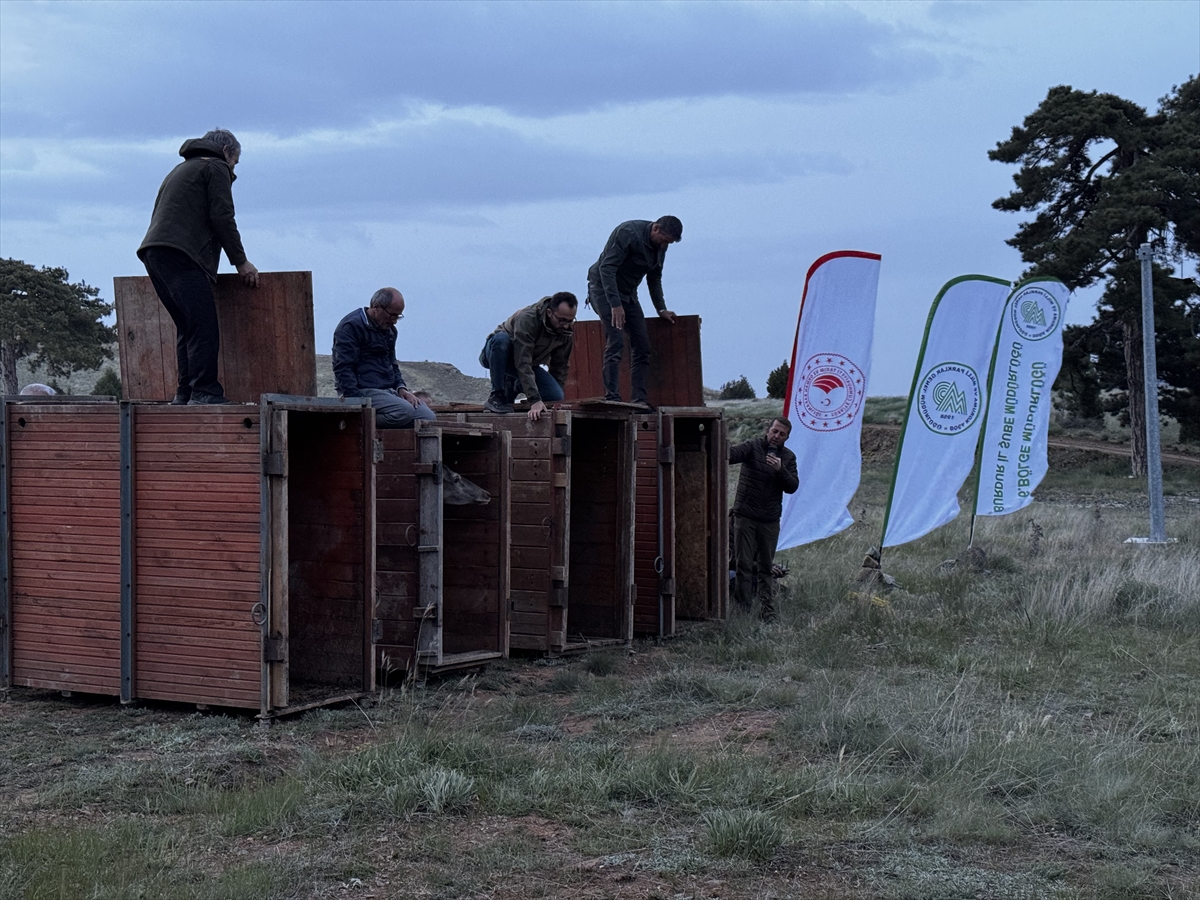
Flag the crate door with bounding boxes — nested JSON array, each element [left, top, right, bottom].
[[415, 430, 445, 666]]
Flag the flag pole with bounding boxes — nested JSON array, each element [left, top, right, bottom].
[[966, 282, 1016, 549]]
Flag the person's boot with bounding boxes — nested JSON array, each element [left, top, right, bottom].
[[187, 391, 231, 405], [171, 390, 191, 405], [483, 392, 513, 414], [759, 595, 779, 624]]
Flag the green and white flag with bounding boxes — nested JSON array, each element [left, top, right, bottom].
[[974, 278, 1069, 517], [881, 275, 1011, 548]]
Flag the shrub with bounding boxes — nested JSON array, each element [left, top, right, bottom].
[[719, 376, 756, 400], [92, 368, 122, 398], [766, 361, 789, 399]]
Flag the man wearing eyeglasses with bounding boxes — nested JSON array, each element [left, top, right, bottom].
[[479, 292, 577, 422], [586, 216, 682, 412], [332, 287, 435, 429]]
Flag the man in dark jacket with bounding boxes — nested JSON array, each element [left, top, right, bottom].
[[586, 216, 682, 411], [138, 129, 259, 405], [729, 416, 799, 621], [332, 287, 436, 429], [479, 292, 576, 421]]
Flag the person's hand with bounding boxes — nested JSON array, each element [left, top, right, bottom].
[[658, 309, 677, 323], [398, 388, 423, 407], [765, 452, 782, 471], [528, 400, 548, 421], [237, 260, 259, 287], [610, 306, 625, 330]]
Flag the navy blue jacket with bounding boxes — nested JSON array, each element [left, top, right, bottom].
[[332, 308, 407, 397]]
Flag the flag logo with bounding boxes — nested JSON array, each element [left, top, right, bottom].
[[1010, 284, 1062, 341], [917, 362, 981, 435], [795, 353, 865, 432]]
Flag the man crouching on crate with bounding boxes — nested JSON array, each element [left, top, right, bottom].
[[729, 417, 799, 622], [332, 287, 436, 429], [479, 292, 577, 422]]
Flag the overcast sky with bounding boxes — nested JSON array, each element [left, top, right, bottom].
[[2, 0, 1197, 395]]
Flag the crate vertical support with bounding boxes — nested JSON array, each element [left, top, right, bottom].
[[416, 428, 444, 665], [497, 430, 512, 656], [362, 407, 378, 691], [622, 414, 637, 643], [264, 405, 290, 711], [549, 410, 572, 652], [0, 401, 10, 689], [119, 401, 136, 703]]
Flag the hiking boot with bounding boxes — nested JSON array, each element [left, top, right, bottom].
[[483, 393, 514, 414], [170, 391, 191, 405], [630, 399, 655, 412], [187, 392, 231, 405]]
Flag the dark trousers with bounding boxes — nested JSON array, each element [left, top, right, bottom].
[[589, 290, 651, 403], [483, 332, 565, 403], [141, 246, 223, 401], [733, 514, 780, 618]]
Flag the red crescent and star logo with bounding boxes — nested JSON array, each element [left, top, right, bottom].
[[793, 352, 865, 432]]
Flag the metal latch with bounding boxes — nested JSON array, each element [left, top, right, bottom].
[[373, 439, 385, 463], [264, 633, 286, 662], [263, 451, 285, 476], [413, 461, 442, 483]]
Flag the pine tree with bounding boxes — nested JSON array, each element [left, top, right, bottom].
[[1, 258, 114, 395], [991, 77, 1200, 461]]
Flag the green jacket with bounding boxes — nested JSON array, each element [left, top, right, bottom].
[[481, 297, 574, 403], [137, 139, 248, 281]]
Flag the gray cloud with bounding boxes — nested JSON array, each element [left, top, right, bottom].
[[1, 119, 850, 224], [1, 2, 946, 137]]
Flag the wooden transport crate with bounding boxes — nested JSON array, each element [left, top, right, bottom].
[[113, 271, 317, 402], [2, 399, 122, 695], [125, 396, 376, 714], [632, 408, 729, 637], [2, 396, 378, 716], [442, 406, 636, 654], [375, 421, 511, 676], [563, 314, 704, 408]]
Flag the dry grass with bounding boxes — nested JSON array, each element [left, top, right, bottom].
[[2, 424, 1198, 899]]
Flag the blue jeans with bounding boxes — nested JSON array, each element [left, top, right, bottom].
[[483, 332, 565, 403], [361, 388, 437, 429], [587, 290, 651, 403]]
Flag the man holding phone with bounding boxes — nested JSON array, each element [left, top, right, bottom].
[[728, 417, 799, 622]]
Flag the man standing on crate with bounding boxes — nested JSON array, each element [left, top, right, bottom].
[[480, 292, 577, 421], [138, 129, 260, 405], [586, 216, 682, 412], [729, 417, 799, 622], [332, 287, 437, 429]]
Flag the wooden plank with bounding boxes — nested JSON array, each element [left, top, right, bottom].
[[114, 272, 316, 402]]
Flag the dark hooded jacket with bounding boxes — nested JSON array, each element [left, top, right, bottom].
[[137, 139, 248, 281], [480, 296, 574, 404], [729, 436, 799, 523]]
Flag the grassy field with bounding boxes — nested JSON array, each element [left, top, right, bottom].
[[2, 403, 1198, 899]]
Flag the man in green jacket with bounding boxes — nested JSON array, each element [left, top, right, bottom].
[[479, 293, 577, 421], [137, 129, 259, 405]]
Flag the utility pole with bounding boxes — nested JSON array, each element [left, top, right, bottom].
[[1125, 243, 1171, 545]]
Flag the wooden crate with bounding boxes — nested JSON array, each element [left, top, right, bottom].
[[124, 397, 376, 714], [375, 422, 511, 675], [2, 400, 122, 694], [632, 408, 728, 637], [563, 314, 704, 408], [447, 407, 636, 654], [113, 271, 317, 402]]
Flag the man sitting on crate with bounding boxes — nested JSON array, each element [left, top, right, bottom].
[[332, 287, 436, 429], [480, 292, 577, 422], [729, 416, 799, 623], [586, 216, 682, 411]]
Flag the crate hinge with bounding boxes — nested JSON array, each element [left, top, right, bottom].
[[264, 632, 287, 662], [263, 451, 286, 476]]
